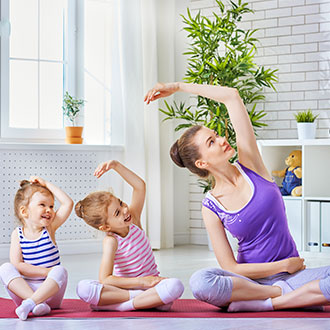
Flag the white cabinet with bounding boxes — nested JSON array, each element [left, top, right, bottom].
[[304, 201, 330, 253], [258, 139, 330, 255], [321, 202, 330, 253], [284, 199, 302, 251], [306, 202, 320, 252]]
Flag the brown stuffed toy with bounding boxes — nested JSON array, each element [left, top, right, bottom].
[[272, 150, 302, 197]]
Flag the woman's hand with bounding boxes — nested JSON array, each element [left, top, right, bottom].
[[139, 276, 167, 289], [94, 160, 118, 178], [29, 176, 47, 186], [144, 82, 179, 104], [284, 257, 306, 274]]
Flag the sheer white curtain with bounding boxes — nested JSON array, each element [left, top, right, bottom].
[[112, 0, 163, 248]]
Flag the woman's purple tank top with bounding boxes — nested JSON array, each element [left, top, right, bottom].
[[202, 162, 299, 264]]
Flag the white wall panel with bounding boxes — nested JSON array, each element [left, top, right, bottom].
[[0, 144, 124, 249]]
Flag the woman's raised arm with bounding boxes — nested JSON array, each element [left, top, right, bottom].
[[145, 82, 271, 179]]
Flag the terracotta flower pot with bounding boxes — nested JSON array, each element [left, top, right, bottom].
[[65, 126, 84, 144]]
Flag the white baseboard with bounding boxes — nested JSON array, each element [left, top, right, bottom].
[[0, 239, 103, 260], [190, 233, 208, 245], [174, 232, 190, 245]]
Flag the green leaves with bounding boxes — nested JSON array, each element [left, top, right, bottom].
[[248, 103, 267, 129], [159, 100, 205, 131], [62, 92, 86, 126], [158, 0, 278, 191], [294, 109, 319, 123]]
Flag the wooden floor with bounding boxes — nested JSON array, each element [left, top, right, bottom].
[[1, 245, 330, 329]]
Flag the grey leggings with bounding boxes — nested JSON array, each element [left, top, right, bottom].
[[190, 266, 330, 307]]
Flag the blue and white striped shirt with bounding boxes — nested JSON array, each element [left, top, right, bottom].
[[18, 227, 60, 279]]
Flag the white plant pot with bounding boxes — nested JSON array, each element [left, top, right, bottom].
[[297, 122, 316, 140]]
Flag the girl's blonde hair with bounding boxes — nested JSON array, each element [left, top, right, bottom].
[[14, 180, 54, 224], [75, 191, 114, 230]]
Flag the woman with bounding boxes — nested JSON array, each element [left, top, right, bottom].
[[144, 82, 330, 312]]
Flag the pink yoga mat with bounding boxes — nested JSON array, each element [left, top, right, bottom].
[[1, 298, 329, 318]]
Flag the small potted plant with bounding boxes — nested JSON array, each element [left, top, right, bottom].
[[62, 91, 86, 144], [294, 109, 318, 140]]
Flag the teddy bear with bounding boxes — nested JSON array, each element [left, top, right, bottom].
[[272, 150, 302, 196]]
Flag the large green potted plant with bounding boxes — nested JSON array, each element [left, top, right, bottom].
[[159, 0, 278, 191], [62, 91, 86, 144]]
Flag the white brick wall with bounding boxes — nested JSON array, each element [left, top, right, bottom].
[[185, 0, 330, 245], [188, 174, 208, 245], [189, 0, 330, 139]]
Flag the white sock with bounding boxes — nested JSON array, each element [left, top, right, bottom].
[[32, 302, 51, 316], [155, 302, 173, 311], [129, 289, 144, 299], [90, 299, 135, 311], [273, 280, 292, 295], [15, 298, 36, 321], [228, 298, 274, 312]]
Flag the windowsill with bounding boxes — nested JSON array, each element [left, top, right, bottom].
[[0, 141, 124, 151]]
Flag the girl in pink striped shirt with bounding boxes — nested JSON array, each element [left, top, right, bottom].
[[75, 160, 184, 311]]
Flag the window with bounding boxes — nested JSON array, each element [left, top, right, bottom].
[[1, 0, 73, 140], [83, 0, 113, 145], [0, 0, 117, 144]]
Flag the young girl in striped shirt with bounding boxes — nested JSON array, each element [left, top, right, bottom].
[[0, 177, 73, 320], [75, 160, 184, 311]]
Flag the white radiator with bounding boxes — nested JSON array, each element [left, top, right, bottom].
[[0, 143, 124, 257]]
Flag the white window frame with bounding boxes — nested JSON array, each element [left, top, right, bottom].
[[0, 0, 77, 142]]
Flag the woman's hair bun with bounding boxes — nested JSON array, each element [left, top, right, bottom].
[[170, 140, 185, 168], [19, 180, 31, 188]]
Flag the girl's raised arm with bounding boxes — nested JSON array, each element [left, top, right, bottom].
[[29, 176, 73, 232], [94, 160, 146, 229]]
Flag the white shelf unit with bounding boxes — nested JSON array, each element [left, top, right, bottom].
[[258, 139, 330, 255]]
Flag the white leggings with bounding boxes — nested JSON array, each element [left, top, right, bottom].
[[0, 262, 68, 308]]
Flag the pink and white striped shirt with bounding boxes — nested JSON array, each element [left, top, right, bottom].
[[112, 224, 159, 277]]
